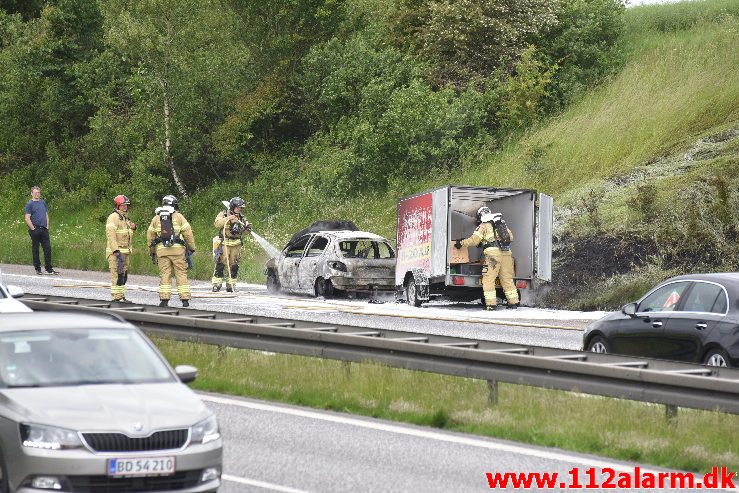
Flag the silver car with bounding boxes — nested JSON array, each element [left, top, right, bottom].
[[0, 312, 222, 493], [265, 230, 396, 297]]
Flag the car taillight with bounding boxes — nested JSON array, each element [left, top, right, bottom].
[[452, 276, 465, 285], [329, 261, 347, 272], [516, 280, 529, 289]]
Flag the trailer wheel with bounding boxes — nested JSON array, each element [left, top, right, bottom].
[[405, 279, 423, 307]]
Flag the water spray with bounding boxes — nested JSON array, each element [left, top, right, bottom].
[[250, 231, 282, 259]]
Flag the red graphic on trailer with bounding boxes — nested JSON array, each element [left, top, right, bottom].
[[396, 192, 433, 285]]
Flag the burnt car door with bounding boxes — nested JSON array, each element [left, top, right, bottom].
[[660, 281, 727, 362], [610, 281, 691, 357], [298, 235, 330, 293], [279, 235, 311, 291]]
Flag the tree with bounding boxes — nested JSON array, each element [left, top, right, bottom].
[[102, 0, 238, 198], [393, 0, 559, 88]]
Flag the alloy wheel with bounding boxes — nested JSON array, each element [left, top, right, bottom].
[[705, 352, 728, 367]]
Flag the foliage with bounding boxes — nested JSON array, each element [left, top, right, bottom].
[[392, 0, 559, 88], [536, 0, 626, 108], [0, 0, 736, 315]]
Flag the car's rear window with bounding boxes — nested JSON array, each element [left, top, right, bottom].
[[0, 328, 174, 388], [339, 240, 395, 259]]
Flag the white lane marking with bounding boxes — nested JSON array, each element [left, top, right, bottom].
[[204, 394, 737, 492], [222, 474, 309, 492]]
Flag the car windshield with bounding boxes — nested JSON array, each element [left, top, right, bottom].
[[0, 328, 174, 388], [339, 240, 395, 259]]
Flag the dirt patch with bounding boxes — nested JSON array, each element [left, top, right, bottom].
[[546, 231, 657, 304]]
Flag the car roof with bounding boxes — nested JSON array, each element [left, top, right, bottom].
[[666, 272, 739, 285], [311, 230, 389, 240], [0, 312, 134, 333]]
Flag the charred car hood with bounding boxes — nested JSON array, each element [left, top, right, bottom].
[[0, 383, 209, 433]]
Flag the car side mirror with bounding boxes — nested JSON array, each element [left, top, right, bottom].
[[175, 365, 198, 383], [7, 285, 24, 298], [622, 302, 637, 317]]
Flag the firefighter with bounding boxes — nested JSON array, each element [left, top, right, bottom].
[[455, 206, 520, 310], [106, 195, 137, 302], [212, 197, 251, 292], [146, 195, 196, 307]]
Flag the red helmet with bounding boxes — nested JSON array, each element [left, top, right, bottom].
[[113, 195, 131, 209]]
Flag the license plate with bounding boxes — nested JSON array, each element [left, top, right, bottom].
[[107, 456, 176, 477]]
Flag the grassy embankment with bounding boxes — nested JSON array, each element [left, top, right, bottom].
[[1, 0, 738, 471], [1, 1, 737, 301], [157, 337, 739, 473]]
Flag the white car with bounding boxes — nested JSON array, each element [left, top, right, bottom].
[[0, 270, 31, 313]]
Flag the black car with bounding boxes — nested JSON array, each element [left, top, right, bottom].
[[583, 273, 739, 367]]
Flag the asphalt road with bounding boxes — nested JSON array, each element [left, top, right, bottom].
[[1, 264, 720, 492], [208, 393, 703, 493], [0, 263, 602, 351]]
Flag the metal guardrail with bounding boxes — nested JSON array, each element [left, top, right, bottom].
[[23, 294, 739, 415]]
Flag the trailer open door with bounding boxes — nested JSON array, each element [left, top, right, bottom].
[[537, 193, 553, 282]]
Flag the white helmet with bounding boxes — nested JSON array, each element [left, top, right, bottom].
[[485, 212, 502, 223], [476, 206, 491, 222]]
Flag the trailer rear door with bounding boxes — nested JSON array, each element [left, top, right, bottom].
[[537, 193, 553, 282]]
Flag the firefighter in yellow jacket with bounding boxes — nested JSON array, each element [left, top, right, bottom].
[[106, 195, 137, 302], [212, 197, 251, 292], [146, 195, 196, 307], [455, 206, 520, 310]]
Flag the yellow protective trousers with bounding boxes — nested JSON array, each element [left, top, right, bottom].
[[211, 244, 241, 286], [157, 254, 191, 301], [482, 248, 519, 307], [107, 253, 130, 301]]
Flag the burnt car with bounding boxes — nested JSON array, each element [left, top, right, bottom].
[[264, 222, 395, 297], [583, 273, 739, 367]]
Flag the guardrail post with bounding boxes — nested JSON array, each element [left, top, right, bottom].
[[487, 379, 499, 405], [665, 404, 678, 422]]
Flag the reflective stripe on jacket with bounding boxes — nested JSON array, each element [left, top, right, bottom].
[[214, 211, 246, 247], [146, 212, 196, 256], [460, 222, 514, 253], [105, 211, 134, 256]]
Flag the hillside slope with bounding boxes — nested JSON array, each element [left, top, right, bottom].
[[1, 0, 737, 309]]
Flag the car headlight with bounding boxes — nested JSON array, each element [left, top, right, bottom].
[[20, 423, 83, 450], [191, 415, 220, 445]]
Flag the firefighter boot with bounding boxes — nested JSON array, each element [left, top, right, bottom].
[[212, 284, 221, 292], [159, 299, 169, 307], [182, 300, 189, 308], [506, 303, 520, 309], [227, 265, 239, 293]]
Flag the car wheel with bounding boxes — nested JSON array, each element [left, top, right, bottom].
[[314, 277, 334, 298], [405, 279, 422, 307], [703, 348, 730, 367], [587, 336, 609, 354], [266, 271, 280, 293]]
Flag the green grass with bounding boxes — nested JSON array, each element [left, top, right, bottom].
[[156, 337, 739, 473], [2, 1, 737, 294], [462, 16, 739, 200]]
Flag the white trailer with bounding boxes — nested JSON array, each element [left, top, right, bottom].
[[395, 185, 553, 306]]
